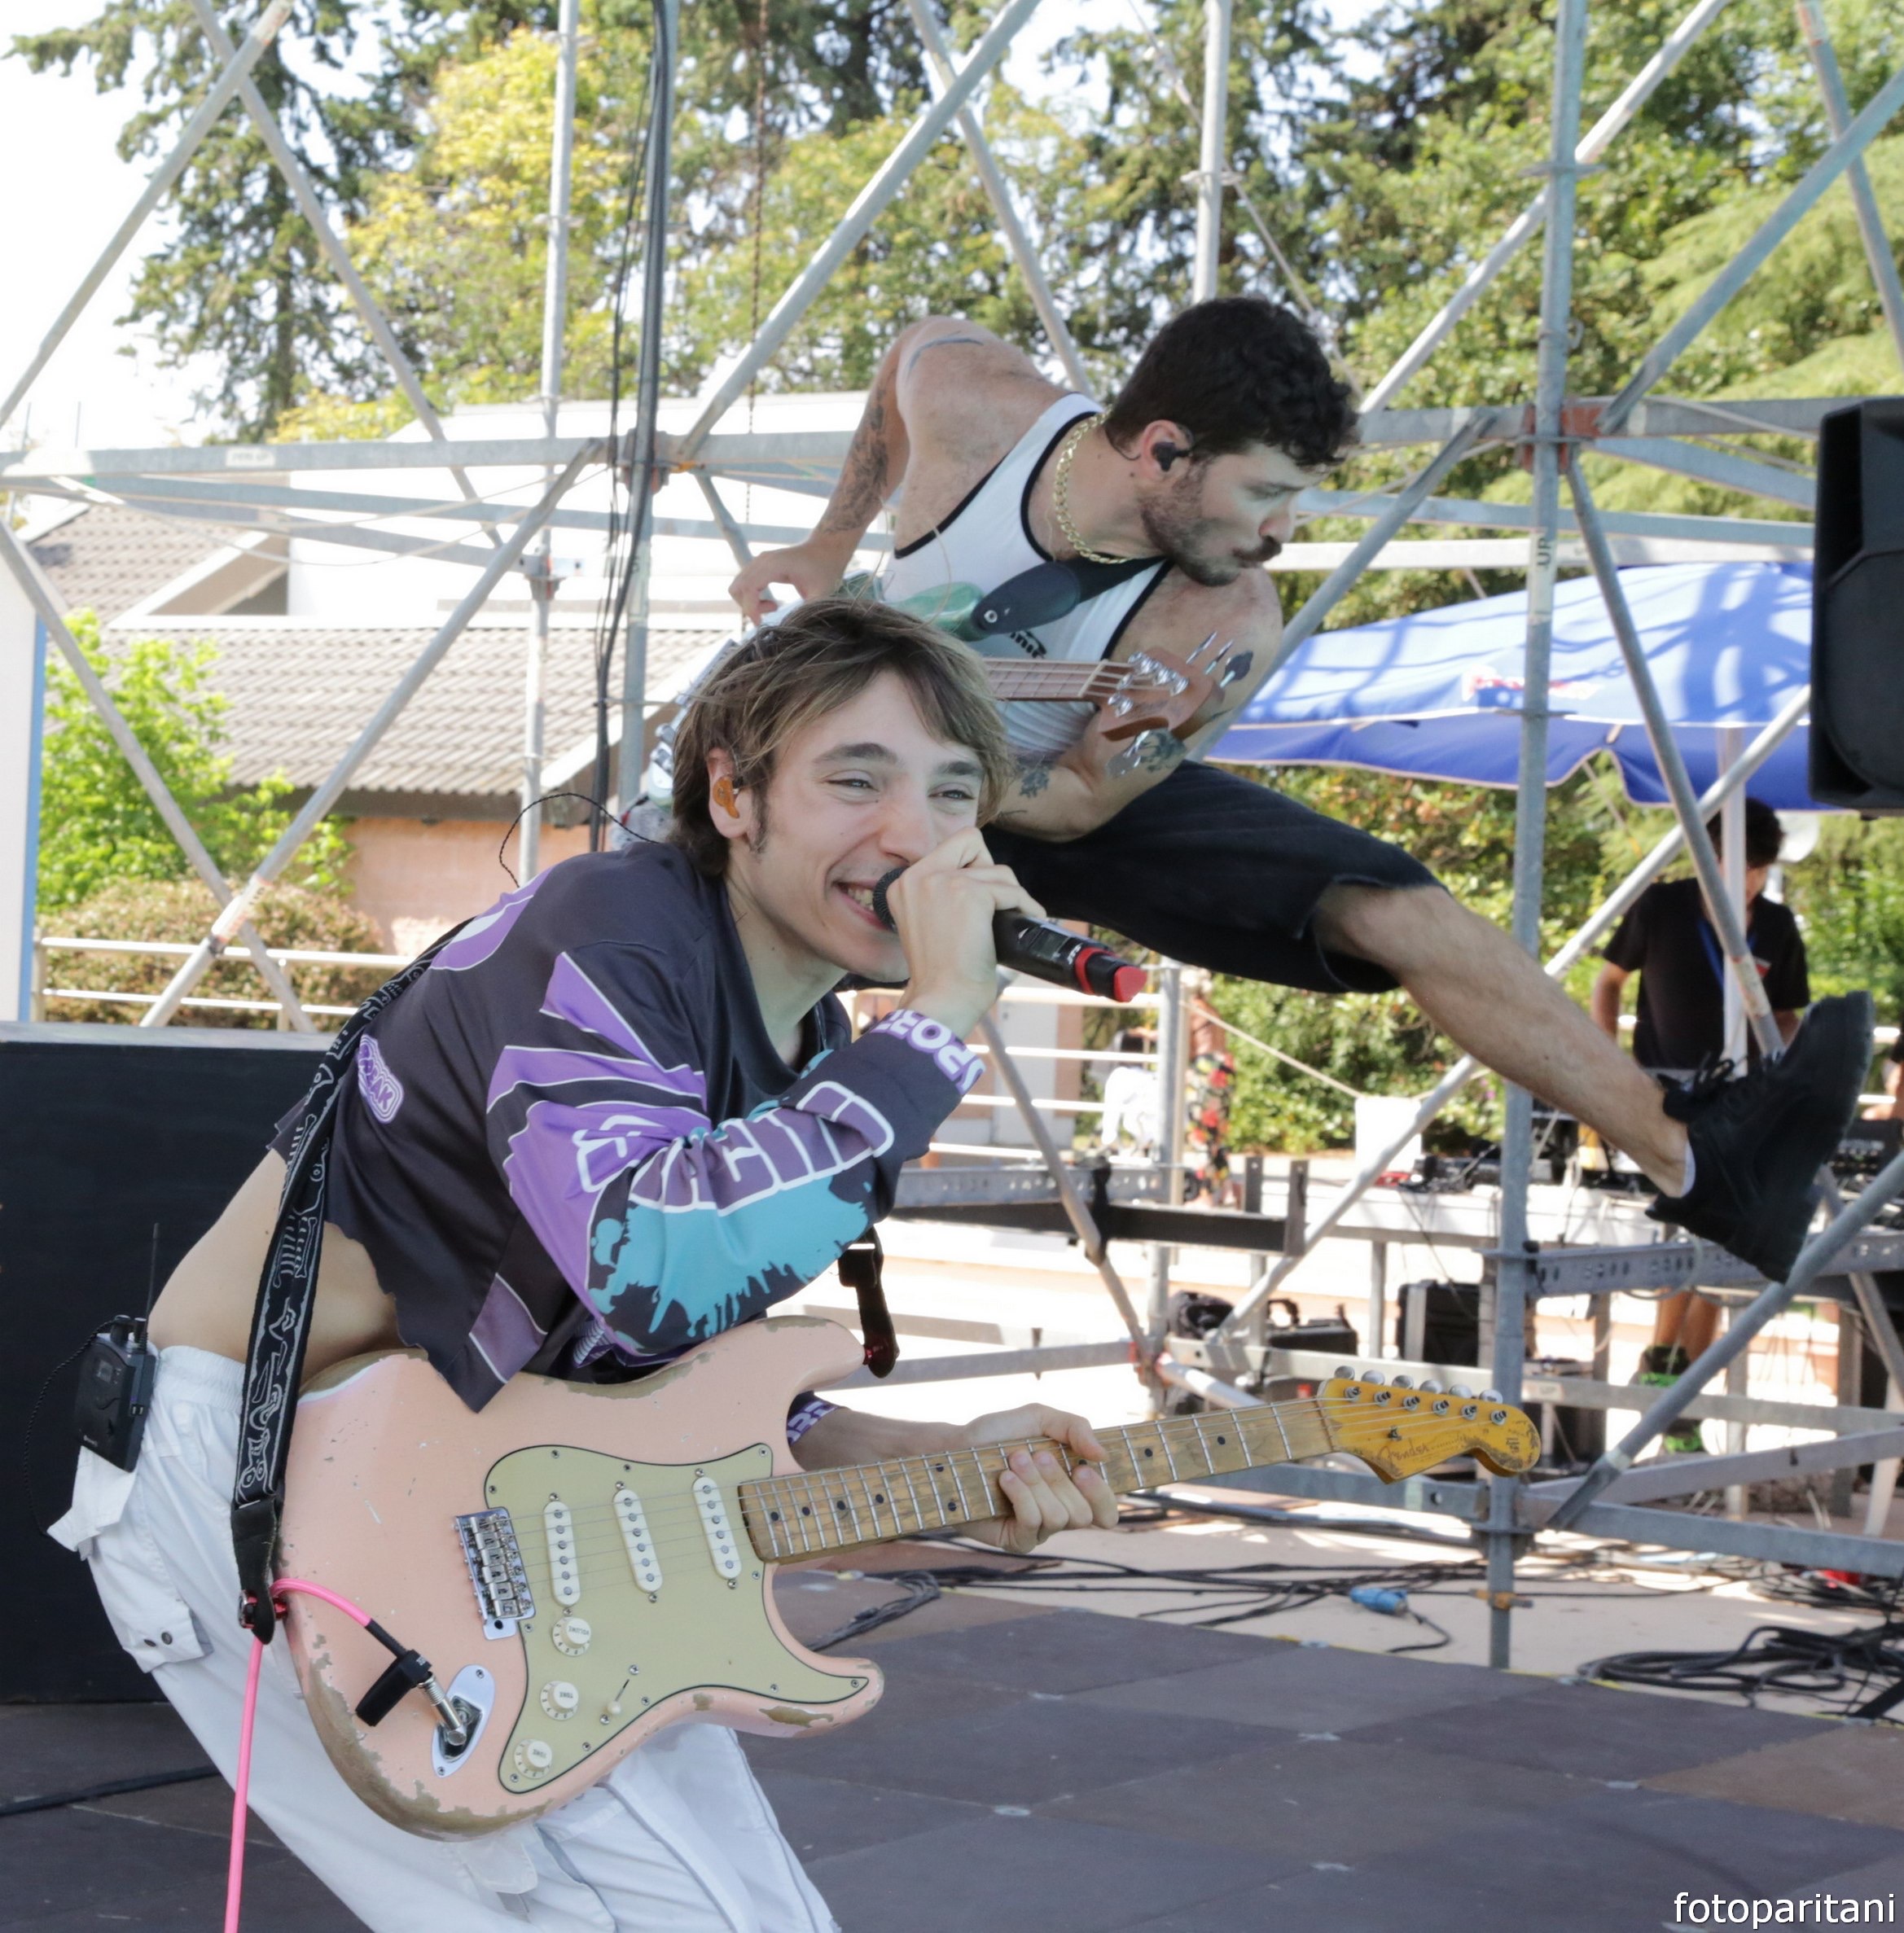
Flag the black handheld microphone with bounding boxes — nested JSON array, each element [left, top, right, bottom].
[[869, 866, 1148, 1005]]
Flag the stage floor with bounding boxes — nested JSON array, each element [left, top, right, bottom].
[[7, 1576, 1904, 1931]]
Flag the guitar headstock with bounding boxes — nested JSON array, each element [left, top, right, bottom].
[[1315, 1368, 1540, 1479], [1102, 635, 1253, 751]]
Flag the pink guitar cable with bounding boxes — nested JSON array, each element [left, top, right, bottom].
[[226, 1579, 428, 1933]]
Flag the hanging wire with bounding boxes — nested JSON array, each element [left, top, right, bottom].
[[588, 7, 664, 849]]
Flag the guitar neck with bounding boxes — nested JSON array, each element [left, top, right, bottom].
[[738, 1399, 1335, 1561], [985, 662, 1125, 704]]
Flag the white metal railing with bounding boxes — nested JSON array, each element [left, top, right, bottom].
[[40, 935, 409, 967]]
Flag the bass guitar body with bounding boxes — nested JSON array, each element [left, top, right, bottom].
[[279, 1317, 879, 1839]]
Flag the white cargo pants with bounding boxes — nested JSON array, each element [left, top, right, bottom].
[[50, 1346, 838, 1933]]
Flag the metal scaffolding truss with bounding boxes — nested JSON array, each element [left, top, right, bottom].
[[6, 0, 1904, 1663]]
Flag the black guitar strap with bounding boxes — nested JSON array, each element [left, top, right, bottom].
[[231, 939, 450, 1642]]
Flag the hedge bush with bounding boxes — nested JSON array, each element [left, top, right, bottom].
[[38, 879, 389, 1029]]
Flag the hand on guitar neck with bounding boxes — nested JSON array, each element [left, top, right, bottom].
[[792, 1399, 1119, 1556]]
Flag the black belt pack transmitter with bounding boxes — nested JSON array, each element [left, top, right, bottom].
[[74, 1315, 158, 1472]]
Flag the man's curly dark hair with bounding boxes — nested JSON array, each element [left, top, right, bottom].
[[1103, 296, 1358, 473]]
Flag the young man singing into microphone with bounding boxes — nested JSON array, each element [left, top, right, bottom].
[[53, 598, 1117, 1932]]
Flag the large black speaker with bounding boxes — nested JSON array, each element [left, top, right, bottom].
[[1811, 397, 1904, 812], [0, 1024, 322, 1699]]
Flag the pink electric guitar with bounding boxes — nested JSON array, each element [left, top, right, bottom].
[[278, 1317, 1535, 1837]]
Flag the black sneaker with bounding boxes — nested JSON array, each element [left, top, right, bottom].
[[1647, 991, 1875, 1281]]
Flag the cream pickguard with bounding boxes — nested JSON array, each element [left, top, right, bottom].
[[278, 1316, 1536, 1838]]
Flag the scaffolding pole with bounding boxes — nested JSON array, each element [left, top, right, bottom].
[[1603, 59, 1904, 430], [135, 452, 594, 1027], [520, 0, 582, 882], [0, 0, 293, 433], [1361, 0, 1735, 412], [675, 0, 1047, 462], [0, 523, 314, 1031], [1483, 0, 1588, 1671], [616, 0, 678, 815], [1794, 0, 1904, 372], [1191, 0, 1232, 303], [184, 0, 503, 541], [904, 0, 1091, 391]]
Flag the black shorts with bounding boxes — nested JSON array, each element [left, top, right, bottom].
[[985, 760, 1441, 995]]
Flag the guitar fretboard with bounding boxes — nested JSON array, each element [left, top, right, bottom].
[[737, 1398, 1336, 1560], [985, 663, 1129, 704]]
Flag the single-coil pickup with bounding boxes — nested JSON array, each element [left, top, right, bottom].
[[693, 1475, 742, 1580], [454, 1508, 534, 1629], [544, 1498, 581, 1606], [614, 1487, 663, 1594]]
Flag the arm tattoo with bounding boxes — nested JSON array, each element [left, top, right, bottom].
[[1139, 731, 1187, 773], [815, 388, 892, 538], [1016, 756, 1054, 797]]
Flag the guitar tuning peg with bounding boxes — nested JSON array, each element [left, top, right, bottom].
[[1331, 1365, 1358, 1380], [1448, 1383, 1473, 1398], [1480, 1388, 1503, 1402], [1417, 1379, 1442, 1395], [1360, 1371, 1384, 1386], [1388, 1374, 1413, 1388]]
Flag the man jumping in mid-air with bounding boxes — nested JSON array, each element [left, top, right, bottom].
[[730, 296, 1870, 1282]]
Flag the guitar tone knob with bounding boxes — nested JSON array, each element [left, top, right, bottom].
[[541, 1681, 580, 1720], [515, 1738, 555, 1773]]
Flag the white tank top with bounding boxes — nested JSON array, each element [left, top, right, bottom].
[[881, 395, 1170, 757]]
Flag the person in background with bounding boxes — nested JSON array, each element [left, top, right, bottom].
[[1184, 982, 1238, 1204], [1880, 1027, 1904, 1120], [1590, 797, 1810, 1450]]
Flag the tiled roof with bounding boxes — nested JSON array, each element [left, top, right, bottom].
[[28, 503, 227, 625], [99, 618, 724, 810]]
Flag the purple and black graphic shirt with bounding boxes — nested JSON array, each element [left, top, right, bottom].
[[284, 842, 980, 1413]]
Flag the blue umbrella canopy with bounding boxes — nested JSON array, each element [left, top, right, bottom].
[[1208, 561, 1818, 807]]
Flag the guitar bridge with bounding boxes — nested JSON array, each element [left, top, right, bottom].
[[455, 1507, 536, 1637]]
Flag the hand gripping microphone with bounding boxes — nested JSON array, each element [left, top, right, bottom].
[[869, 866, 1148, 1004]]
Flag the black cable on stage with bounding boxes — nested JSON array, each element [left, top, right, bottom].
[[0, 1764, 219, 1820], [1586, 1611, 1904, 1716], [823, 1538, 1485, 1651]]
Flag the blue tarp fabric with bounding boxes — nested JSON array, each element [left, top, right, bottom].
[[1207, 562, 1818, 807]]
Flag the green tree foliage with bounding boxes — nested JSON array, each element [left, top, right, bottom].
[[37, 614, 350, 912], [42, 877, 386, 1027]]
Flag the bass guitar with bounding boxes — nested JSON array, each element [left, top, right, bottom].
[[278, 1317, 1535, 1837]]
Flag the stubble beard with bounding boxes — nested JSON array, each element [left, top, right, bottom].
[[1137, 471, 1282, 587]]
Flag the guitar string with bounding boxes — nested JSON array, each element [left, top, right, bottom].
[[476, 1396, 1511, 1569]]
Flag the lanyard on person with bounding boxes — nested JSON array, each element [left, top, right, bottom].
[[1696, 908, 1758, 988]]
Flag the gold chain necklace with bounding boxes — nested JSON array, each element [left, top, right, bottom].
[[1050, 411, 1134, 565]]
